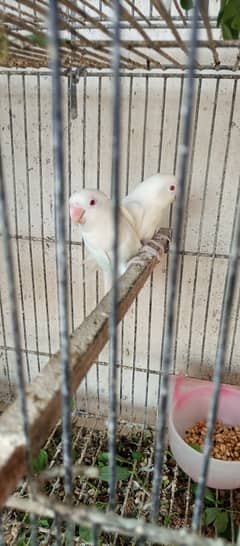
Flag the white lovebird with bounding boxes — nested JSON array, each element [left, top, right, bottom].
[[69, 188, 142, 291], [69, 174, 176, 291], [122, 173, 176, 244]]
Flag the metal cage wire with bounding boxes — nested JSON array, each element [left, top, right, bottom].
[[0, 0, 240, 544], [1, 0, 240, 70]]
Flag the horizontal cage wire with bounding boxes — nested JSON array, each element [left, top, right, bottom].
[[0, 0, 240, 545], [0, 0, 240, 70]]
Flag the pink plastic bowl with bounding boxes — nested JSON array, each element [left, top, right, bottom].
[[168, 381, 240, 489]]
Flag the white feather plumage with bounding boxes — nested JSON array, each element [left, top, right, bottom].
[[69, 174, 176, 292]]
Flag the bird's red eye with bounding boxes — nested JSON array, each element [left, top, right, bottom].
[[89, 199, 96, 206], [169, 185, 175, 191]]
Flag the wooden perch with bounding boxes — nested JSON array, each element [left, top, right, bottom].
[[0, 229, 171, 508]]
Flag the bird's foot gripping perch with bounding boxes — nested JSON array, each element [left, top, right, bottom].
[[127, 231, 171, 269]]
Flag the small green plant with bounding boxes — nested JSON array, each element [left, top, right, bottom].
[[142, 430, 152, 445], [78, 525, 93, 544], [217, 0, 240, 40], [179, 0, 240, 40], [180, 0, 193, 9], [38, 517, 50, 528], [96, 447, 153, 508], [95, 501, 107, 512], [191, 485, 232, 538], [163, 514, 171, 527], [203, 506, 229, 534], [26, 33, 48, 48], [189, 443, 202, 452], [32, 448, 48, 474], [17, 535, 29, 546], [78, 525, 102, 545], [132, 451, 143, 461], [72, 446, 78, 463], [99, 464, 130, 482], [70, 397, 76, 412], [97, 452, 131, 483]]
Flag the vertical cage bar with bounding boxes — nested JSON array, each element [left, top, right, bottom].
[[119, 320, 124, 416], [173, 77, 184, 175], [123, 75, 132, 418], [157, 76, 166, 173], [54, 512, 62, 545], [95, 75, 102, 411], [48, 0, 72, 501], [0, 143, 37, 544], [125, 75, 138, 421], [157, 76, 169, 390], [7, 74, 31, 382], [22, 73, 41, 372], [68, 75, 74, 335], [141, 75, 149, 181], [0, 289, 12, 396], [92, 523, 101, 545], [144, 274, 154, 427], [200, 80, 237, 370], [81, 74, 89, 410], [108, 0, 121, 510], [0, 518, 4, 546], [96, 76, 102, 192], [228, 243, 240, 373], [186, 79, 220, 372], [173, 77, 202, 373], [131, 297, 138, 420], [157, 76, 169, 398], [125, 75, 133, 196], [37, 73, 52, 357], [141, 75, 152, 426], [151, 0, 199, 521], [192, 188, 240, 532], [172, 76, 184, 373]]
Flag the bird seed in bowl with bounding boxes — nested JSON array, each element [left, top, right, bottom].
[[184, 420, 240, 461]]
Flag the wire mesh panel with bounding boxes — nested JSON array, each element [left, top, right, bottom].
[[0, 0, 240, 544], [1, 0, 240, 69], [1, 69, 240, 420]]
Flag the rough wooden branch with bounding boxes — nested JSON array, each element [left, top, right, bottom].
[[0, 229, 171, 509]]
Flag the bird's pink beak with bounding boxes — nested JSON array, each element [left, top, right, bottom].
[[69, 204, 86, 224]]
